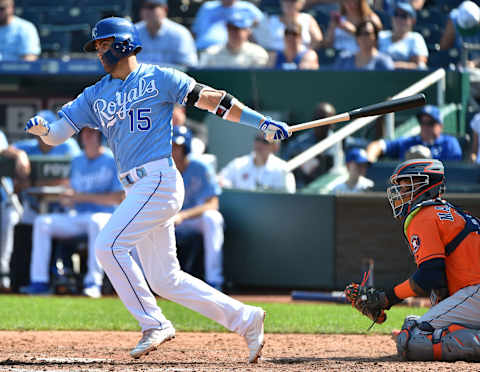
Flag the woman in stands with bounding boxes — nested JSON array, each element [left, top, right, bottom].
[[334, 20, 394, 70], [324, 0, 382, 54], [378, 2, 428, 69], [253, 0, 323, 52], [269, 22, 319, 69]]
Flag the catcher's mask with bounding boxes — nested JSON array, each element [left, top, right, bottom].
[[387, 158, 445, 219]]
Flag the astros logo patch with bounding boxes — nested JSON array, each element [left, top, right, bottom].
[[410, 235, 421, 254]]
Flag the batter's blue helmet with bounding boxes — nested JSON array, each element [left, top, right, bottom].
[[84, 17, 142, 65], [172, 126, 192, 155]]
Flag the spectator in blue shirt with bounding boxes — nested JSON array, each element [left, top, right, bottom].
[[20, 128, 124, 297], [171, 126, 224, 291], [366, 105, 463, 162], [0, 0, 40, 61], [334, 20, 394, 70], [192, 0, 264, 51], [378, 2, 428, 69], [135, 0, 198, 67], [12, 110, 81, 224]]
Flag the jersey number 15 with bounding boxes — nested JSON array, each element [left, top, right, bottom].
[[128, 108, 151, 132]]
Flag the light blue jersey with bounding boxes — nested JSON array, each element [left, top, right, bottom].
[[59, 64, 194, 173], [182, 159, 221, 210], [70, 151, 123, 214], [0, 16, 41, 61], [13, 137, 81, 157]]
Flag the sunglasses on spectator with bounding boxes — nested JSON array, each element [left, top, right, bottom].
[[394, 11, 410, 19], [285, 30, 300, 36], [143, 3, 162, 9], [356, 31, 375, 37]]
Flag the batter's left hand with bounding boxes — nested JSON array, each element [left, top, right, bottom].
[[24, 115, 50, 136], [259, 118, 291, 143]]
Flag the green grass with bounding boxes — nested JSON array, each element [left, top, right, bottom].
[[0, 295, 429, 334]]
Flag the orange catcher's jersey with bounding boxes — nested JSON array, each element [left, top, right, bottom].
[[404, 204, 480, 295]]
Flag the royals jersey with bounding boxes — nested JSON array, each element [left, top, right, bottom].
[[59, 64, 195, 173], [70, 151, 123, 214], [405, 204, 480, 295]]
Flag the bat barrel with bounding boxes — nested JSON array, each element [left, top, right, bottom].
[[348, 93, 426, 120]]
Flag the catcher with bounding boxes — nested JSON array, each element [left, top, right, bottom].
[[345, 158, 480, 361]]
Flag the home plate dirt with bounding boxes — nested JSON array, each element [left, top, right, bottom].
[[0, 331, 478, 371]]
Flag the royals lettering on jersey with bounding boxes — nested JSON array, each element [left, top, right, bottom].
[[59, 64, 195, 173], [405, 204, 480, 295]]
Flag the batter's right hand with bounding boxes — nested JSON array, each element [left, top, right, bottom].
[[24, 115, 50, 136]]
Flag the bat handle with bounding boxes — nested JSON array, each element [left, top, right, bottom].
[[288, 113, 350, 134]]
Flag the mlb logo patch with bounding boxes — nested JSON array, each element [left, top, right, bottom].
[[410, 235, 421, 254]]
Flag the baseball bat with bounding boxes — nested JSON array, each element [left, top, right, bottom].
[[288, 93, 426, 134]]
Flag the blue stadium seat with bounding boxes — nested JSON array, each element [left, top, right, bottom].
[[415, 24, 443, 50], [432, 0, 463, 13], [375, 9, 391, 31], [259, 0, 281, 15], [39, 26, 72, 54], [317, 47, 338, 67], [417, 7, 447, 28], [428, 48, 460, 69], [312, 9, 331, 33]]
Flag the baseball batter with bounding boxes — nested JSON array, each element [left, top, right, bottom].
[[24, 17, 290, 362], [345, 158, 480, 361]]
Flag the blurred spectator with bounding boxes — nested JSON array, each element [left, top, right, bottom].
[[469, 112, 480, 164], [404, 144, 432, 160], [192, 0, 264, 51], [330, 147, 374, 194], [199, 14, 269, 68], [171, 126, 225, 290], [324, 0, 382, 54], [0, 0, 40, 61], [172, 104, 208, 156], [0, 129, 27, 292], [135, 0, 197, 67], [12, 110, 81, 224], [378, 2, 428, 69], [440, 2, 480, 100], [20, 128, 124, 297], [281, 102, 336, 187], [253, 0, 323, 52], [333, 20, 394, 70], [269, 22, 319, 69], [440, 1, 480, 63], [219, 133, 296, 193], [366, 105, 463, 162]]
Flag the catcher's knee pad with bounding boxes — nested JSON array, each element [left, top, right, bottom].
[[398, 321, 480, 361]]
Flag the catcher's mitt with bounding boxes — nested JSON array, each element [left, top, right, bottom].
[[344, 283, 388, 325]]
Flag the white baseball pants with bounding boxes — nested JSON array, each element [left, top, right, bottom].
[[95, 158, 258, 333], [31, 211, 110, 286], [175, 209, 224, 286], [0, 202, 20, 287]]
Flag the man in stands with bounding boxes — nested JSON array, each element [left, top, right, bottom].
[[0, 0, 41, 61], [135, 0, 197, 67], [366, 105, 462, 162]]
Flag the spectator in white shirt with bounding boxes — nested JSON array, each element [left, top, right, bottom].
[[199, 13, 269, 68], [331, 147, 374, 194], [219, 133, 296, 193]]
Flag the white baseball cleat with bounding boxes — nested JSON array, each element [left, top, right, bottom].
[[244, 309, 266, 363], [130, 326, 176, 359]]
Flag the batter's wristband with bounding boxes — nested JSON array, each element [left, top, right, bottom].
[[239, 106, 265, 129]]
